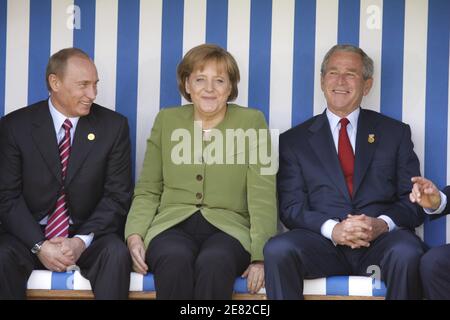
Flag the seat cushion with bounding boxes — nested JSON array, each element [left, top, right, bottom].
[[27, 270, 386, 297]]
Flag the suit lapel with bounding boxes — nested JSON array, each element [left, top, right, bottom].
[[308, 112, 351, 202], [31, 102, 62, 184], [65, 109, 97, 186], [353, 109, 379, 196]]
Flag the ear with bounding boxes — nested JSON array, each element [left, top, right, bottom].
[[320, 75, 326, 92], [48, 74, 60, 92], [363, 78, 373, 96]]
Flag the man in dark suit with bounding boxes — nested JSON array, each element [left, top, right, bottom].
[[0, 48, 132, 299], [264, 44, 426, 300], [410, 176, 450, 299]]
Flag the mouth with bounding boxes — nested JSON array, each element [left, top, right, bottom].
[[80, 101, 92, 107], [332, 89, 350, 94]]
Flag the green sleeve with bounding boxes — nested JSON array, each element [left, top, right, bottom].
[[246, 111, 278, 261]]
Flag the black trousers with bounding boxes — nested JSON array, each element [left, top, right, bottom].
[[264, 228, 426, 300], [420, 244, 450, 299], [0, 231, 131, 300], [146, 211, 250, 300]]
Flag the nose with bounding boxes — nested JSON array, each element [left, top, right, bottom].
[[86, 85, 97, 100], [204, 80, 214, 92], [337, 74, 346, 85]]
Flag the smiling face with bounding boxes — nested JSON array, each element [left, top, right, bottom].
[[321, 50, 373, 117], [48, 55, 99, 118], [185, 60, 232, 121]]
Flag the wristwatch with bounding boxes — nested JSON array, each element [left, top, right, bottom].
[[31, 240, 45, 255]]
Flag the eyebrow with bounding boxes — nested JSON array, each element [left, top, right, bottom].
[[76, 80, 99, 84], [327, 67, 359, 73]]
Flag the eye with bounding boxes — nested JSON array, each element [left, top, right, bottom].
[[79, 81, 92, 88], [215, 78, 224, 84], [195, 77, 205, 83], [346, 73, 356, 78]]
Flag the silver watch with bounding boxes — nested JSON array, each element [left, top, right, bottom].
[[31, 240, 45, 255]]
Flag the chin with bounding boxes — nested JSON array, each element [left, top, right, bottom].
[[78, 108, 91, 116], [199, 107, 220, 114], [330, 101, 351, 109]]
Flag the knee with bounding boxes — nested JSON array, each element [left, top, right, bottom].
[[0, 245, 15, 267], [0, 243, 16, 265], [151, 244, 195, 268], [0, 245, 23, 277], [386, 241, 424, 266], [99, 237, 131, 265], [420, 247, 445, 279], [263, 236, 298, 264], [195, 250, 234, 274]]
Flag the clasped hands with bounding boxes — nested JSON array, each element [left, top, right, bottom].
[[37, 237, 86, 272], [331, 214, 388, 249]]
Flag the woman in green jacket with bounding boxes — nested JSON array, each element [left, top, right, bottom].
[[125, 44, 277, 299]]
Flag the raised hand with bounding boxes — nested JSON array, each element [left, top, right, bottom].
[[410, 176, 441, 210]]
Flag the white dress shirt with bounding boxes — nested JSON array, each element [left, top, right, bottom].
[[39, 97, 94, 248], [320, 107, 397, 243]]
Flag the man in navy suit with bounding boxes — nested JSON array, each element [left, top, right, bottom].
[[410, 176, 450, 299], [264, 44, 426, 300]]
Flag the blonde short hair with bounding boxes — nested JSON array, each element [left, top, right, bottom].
[[177, 44, 240, 102]]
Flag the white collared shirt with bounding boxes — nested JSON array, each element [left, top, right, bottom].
[[48, 97, 80, 144], [39, 98, 93, 248], [326, 107, 359, 153], [320, 107, 397, 243]]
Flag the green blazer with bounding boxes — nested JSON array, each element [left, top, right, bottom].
[[125, 104, 277, 261]]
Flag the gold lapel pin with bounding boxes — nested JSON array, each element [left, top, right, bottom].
[[88, 133, 96, 141], [368, 134, 375, 144]]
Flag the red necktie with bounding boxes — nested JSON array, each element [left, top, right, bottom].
[[338, 118, 354, 197], [45, 119, 72, 239]]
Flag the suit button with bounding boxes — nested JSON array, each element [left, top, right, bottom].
[[196, 193, 203, 199], [196, 174, 203, 181], [196, 204, 202, 208]]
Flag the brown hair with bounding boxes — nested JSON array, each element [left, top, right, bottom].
[[45, 47, 91, 91], [177, 44, 240, 102]]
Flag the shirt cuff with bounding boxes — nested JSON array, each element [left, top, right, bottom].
[[321, 219, 339, 245], [74, 233, 94, 248], [424, 191, 447, 215], [378, 215, 397, 232]]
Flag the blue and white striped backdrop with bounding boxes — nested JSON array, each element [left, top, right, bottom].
[[0, 0, 449, 246]]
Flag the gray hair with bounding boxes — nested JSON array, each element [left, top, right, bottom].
[[320, 44, 374, 80]]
